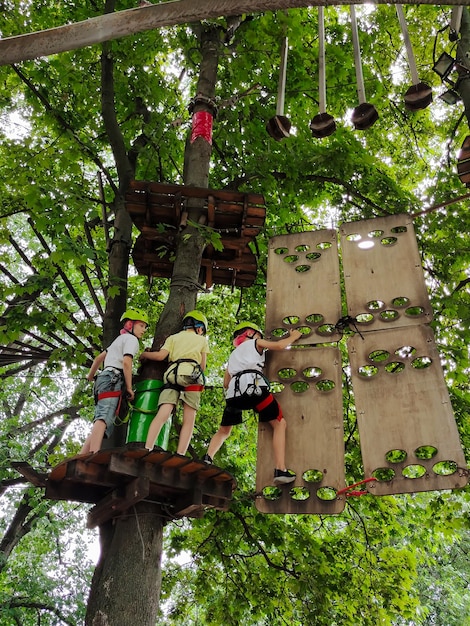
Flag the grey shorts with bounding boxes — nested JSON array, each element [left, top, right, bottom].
[[93, 370, 124, 438]]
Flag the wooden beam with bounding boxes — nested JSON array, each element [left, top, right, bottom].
[[87, 476, 150, 528], [11, 461, 47, 487], [0, 0, 465, 67]]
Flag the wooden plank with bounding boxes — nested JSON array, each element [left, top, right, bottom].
[[48, 452, 95, 481], [109, 454, 192, 491], [65, 459, 118, 487], [173, 490, 232, 516], [348, 326, 468, 495], [129, 180, 265, 207], [340, 214, 433, 332], [256, 346, 345, 514], [45, 480, 105, 503], [109, 454, 235, 498], [0, 1, 464, 67], [87, 476, 150, 529], [266, 230, 343, 344]]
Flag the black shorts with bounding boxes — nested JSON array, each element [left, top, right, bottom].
[[220, 389, 282, 426]]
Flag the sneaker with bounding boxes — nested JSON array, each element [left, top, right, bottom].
[[203, 454, 213, 464], [273, 469, 296, 485]]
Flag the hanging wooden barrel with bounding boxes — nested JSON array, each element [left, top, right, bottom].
[[266, 114, 291, 140], [310, 112, 336, 138], [351, 102, 379, 130], [457, 136, 470, 186], [404, 82, 432, 111]]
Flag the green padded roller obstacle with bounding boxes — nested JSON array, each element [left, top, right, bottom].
[[126, 379, 171, 448]]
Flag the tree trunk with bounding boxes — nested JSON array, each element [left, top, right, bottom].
[[85, 22, 221, 626], [85, 503, 164, 626], [457, 8, 470, 129]]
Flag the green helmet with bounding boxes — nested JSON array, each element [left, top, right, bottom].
[[183, 310, 208, 334], [120, 308, 149, 325], [233, 321, 263, 338]]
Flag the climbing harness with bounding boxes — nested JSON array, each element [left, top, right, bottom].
[[233, 369, 269, 398], [163, 359, 206, 392], [94, 367, 128, 422], [231, 369, 281, 419]]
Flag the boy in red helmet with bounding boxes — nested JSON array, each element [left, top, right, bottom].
[[204, 322, 301, 484], [81, 308, 148, 454]]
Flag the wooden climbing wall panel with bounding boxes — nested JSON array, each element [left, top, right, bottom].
[[265, 231, 342, 344], [340, 214, 433, 332], [348, 325, 467, 495], [260, 219, 467, 513], [255, 346, 345, 515]]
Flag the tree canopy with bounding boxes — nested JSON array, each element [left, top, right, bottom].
[[1, 2, 469, 624]]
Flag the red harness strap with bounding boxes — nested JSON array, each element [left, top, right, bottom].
[[184, 385, 204, 392], [97, 391, 121, 400], [255, 393, 283, 421], [97, 390, 122, 416]]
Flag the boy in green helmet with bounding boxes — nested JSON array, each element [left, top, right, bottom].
[[80, 308, 148, 454], [140, 310, 210, 456], [204, 321, 301, 484]]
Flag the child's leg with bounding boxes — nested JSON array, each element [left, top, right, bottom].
[[207, 425, 233, 460], [145, 403, 174, 450], [269, 417, 287, 470], [176, 403, 197, 455], [81, 419, 106, 454], [206, 402, 241, 460]]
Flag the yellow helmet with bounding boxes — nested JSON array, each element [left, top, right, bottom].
[[233, 321, 263, 338], [183, 310, 208, 334], [120, 308, 149, 325]]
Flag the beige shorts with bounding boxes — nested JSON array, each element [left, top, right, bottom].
[[158, 373, 202, 410]]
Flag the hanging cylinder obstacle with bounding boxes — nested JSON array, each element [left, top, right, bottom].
[[126, 378, 172, 447], [449, 6, 463, 42], [396, 5, 432, 111], [457, 136, 470, 186], [266, 36, 291, 140], [310, 6, 336, 138], [350, 6, 378, 130]]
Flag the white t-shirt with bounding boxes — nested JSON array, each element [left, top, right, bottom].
[[225, 339, 268, 399], [104, 333, 139, 370]]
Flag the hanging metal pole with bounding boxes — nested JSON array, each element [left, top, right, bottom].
[[350, 5, 366, 105], [396, 5, 419, 85], [267, 34, 291, 140], [350, 5, 378, 130], [318, 6, 326, 113], [396, 4, 432, 110], [276, 36, 289, 116], [310, 6, 336, 138]]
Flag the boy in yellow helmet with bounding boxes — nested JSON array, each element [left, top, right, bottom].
[[140, 310, 209, 455], [204, 322, 301, 484], [80, 308, 148, 454]]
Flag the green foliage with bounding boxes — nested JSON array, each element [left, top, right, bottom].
[[1, 2, 470, 625]]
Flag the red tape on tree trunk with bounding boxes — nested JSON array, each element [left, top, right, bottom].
[[190, 111, 213, 144]]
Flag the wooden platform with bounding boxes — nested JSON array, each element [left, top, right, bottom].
[[13, 447, 236, 528], [125, 180, 266, 287], [132, 234, 259, 288]]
